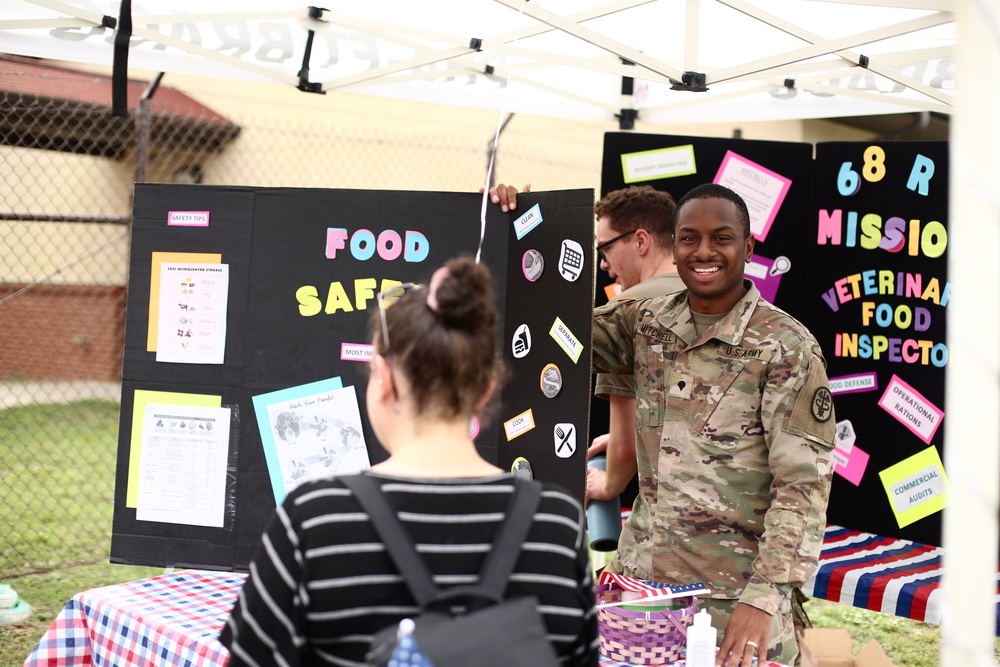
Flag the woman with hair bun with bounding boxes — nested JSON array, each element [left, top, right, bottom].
[[222, 256, 599, 667]]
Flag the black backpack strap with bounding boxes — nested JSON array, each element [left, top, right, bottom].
[[342, 474, 438, 606], [476, 479, 541, 599], [342, 474, 542, 609]]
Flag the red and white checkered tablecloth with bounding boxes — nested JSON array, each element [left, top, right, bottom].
[[23, 569, 246, 667]]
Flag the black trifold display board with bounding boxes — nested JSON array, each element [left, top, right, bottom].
[[112, 185, 596, 571], [601, 133, 950, 547]]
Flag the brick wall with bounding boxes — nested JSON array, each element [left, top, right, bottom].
[[0, 284, 126, 382]]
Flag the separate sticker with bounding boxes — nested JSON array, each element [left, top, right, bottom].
[[621, 144, 697, 184], [828, 372, 879, 395], [340, 342, 373, 362], [833, 443, 869, 486], [504, 409, 535, 441], [553, 423, 576, 458], [835, 419, 856, 452], [558, 239, 585, 282], [540, 363, 563, 398], [512, 323, 532, 358], [878, 374, 944, 444], [744, 254, 785, 304], [879, 446, 949, 528], [512, 203, 543, 240], [168, 210, 210, 227], [603, 282, 622, 301], [549, 317, 584, 364], [522, 249, 544, 282]]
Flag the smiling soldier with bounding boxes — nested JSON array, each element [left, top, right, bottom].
[[592, 183, 836, 667]]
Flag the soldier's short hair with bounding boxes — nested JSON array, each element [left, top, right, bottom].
[[676, 183, 752, 240]]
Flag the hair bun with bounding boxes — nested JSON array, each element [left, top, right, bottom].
[[431, 256, 497, 332]]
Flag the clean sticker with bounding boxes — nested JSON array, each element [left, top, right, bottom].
[[540, 363, 563, 398], [504, 409, 535, 441], [522, 249, 544, 282], [512, 323, 532, 358], [835, 419, 856, 452], [621, 145, 697, 184], [340, 342, 373, 362], [828, 372, 879, 395], [553, 423, 576, 458], [878, 374, 944, 444], [512, 203, 543, 240], [879, 446, 949, 528], [833, 443, 869, 486], [558, 239, 585, 282], [549, 317, 583, 364], [168, 210, 210, 227]]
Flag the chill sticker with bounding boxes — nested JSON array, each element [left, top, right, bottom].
[[512, 204, 543, 240], [340, 342, 373, 362], [879, 446, 949, 528], [504, 409, 535, 441], [540, 363, 562, 398], [549, 317, 583, 363], [744, 254, 788, 304], [877, 374, 943, 444]]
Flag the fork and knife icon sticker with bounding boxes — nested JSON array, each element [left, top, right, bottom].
[[554, 423, 576, 458]]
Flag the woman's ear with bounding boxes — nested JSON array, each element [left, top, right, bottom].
[[370, 355, 395, 402]]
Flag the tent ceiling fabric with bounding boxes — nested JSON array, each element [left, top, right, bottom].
[[0, 0, 956, 123]]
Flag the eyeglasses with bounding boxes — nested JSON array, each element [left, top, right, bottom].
[[596, 229, 636, 262], [376, 283, 423, 356]]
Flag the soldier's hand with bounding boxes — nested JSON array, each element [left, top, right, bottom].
[[587, 433, 609, 459], [716, 603, 772, 667], [479, 182, 530, 212], [585, 467, 617, 507]]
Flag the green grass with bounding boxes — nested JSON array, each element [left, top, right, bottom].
[[0, 400, 122, 573]]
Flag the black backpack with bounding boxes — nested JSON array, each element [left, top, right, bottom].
[[341, 474, 561, 667]]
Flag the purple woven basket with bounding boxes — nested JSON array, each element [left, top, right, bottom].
[[595, 583, 699, 665]]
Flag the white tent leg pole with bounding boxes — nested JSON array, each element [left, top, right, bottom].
[[941, 2, 1000, 667]]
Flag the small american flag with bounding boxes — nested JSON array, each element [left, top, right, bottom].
[[598, 571, 710, 604]]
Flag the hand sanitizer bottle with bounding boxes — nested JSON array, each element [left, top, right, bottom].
[[685, 609, 717, 667]]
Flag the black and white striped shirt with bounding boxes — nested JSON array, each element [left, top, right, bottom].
[[221, 471, 599, 667]]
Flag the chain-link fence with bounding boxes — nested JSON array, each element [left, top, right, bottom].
[[0, 57, 604, 577]]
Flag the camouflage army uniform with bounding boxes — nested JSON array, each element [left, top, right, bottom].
[[592, 280, 836, 665], [595, 273, 686, 401]]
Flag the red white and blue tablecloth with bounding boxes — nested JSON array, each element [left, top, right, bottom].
[[804, 524, 1000, 632]]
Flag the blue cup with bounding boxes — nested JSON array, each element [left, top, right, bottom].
[[586, 455, 622, 551]]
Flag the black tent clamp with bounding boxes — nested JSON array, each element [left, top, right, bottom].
[[111, 0, 130, 117], [298, 6, 329, 94]]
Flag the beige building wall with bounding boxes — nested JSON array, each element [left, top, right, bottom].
[[2, 63, 879, 286]]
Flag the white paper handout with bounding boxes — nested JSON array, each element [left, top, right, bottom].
[[136, 403, 232, 528], [156, 262, 230, 364]]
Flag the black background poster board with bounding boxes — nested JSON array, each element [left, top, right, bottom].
[[807, 142, 949, 547], [597, 133, 815, 514], [600, 133, 951, 547], [112, 184, 596, 570]]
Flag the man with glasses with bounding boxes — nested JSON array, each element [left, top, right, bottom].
[[488, 183, 682, 516]]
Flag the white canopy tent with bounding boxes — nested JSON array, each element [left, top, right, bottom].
[[1, 3, 997, 667], [0, 0, 956, 124]]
